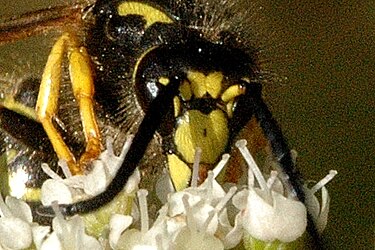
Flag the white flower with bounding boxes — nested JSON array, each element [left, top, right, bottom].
[[114, 190, 169, 249], [0, 195, 46, 250], [109, 214, 133, 249], [113, 152, 240, 249], [39, 136, 140, 237], [40, 136, 137, 206], [38, 203, 102, 250], [232, 140, 307, 243], [0, 135, 336, 250]]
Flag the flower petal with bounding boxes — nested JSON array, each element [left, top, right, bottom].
[[32, 225, 51, 250], [316, 186, 330, 233], [232, 189, 249, 211], [83, 161, 108, 195], [244, 188, 307, 242], [81, 234, 103, 250], [5, 196, 33, 223], [109, 214, 133, 249], [173, 227, 224, 250], [40, 232, 62, 250], [41, 179, 73, 206], [221, 212, 243, 249], [0, 217, 32, 249]]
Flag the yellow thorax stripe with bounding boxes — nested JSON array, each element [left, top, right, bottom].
[[118, 1, 174, 28]]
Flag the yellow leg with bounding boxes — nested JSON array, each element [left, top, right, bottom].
[[36, 33, 102, 175], [69, 46, 102, 168]]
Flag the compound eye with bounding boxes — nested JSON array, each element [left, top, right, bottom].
[[133, 41, 182, 112], [134, 50, 165, 112], [106, 14, 146, 45], [137, 76, 163, 111], [134, 50, 176, 136]]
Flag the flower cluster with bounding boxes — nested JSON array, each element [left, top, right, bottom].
[[0, 137, 337, 250]]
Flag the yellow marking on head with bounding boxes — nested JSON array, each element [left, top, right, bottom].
[[118, 1, 173, 28], [174, 110, 229, 164], [187, 71, 206, 98], [179, 80, 192, 101], [241, 77, 251, 83], [205, 72, 223, 99], [221, 84, 246, 102], [168, 154, 191, 191], [187, 71, 223, 98], [226, 100, 234, 118], [158, 76, 170, 86], [173, 96, 181, 117]]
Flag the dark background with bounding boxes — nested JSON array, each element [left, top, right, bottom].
[[0, 0, 373, 249], [263, 1, 374, 248]]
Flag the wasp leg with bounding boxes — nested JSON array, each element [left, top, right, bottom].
[[37, 75, 182, 216], [69, 40, 102, 169], [36, 33, 101, 175]]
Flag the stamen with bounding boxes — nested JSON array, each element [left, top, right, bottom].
[[155, 235, 163, 249], [51, 201, 64, 222], [267, 171, 279, 189], [215, 186, 237, 212], [236, 139, 272, 204], [58, 160, 72, 178], [205, 172, 214, 201], [235, 140, 268, 191], [202, 210, 216, 232], [191, 147, 202, 188], [213, 154, 230, 178], [247, 164, 255, 187], [137, 189, 149, 234], [182, 194, 196, 232], [42, 163, 64, 180], [105, 137, 115, 156], [310, 170, 338, 194], [119, 135, 134, 160]]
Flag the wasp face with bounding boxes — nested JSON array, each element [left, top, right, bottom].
[[133, 41, 260, 188]]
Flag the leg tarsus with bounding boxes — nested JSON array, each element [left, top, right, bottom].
[[36, 33, 102, 175]]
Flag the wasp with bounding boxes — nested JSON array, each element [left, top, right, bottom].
[[0, 0, 322, 245]]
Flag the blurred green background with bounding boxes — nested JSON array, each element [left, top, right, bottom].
[[0, 0, 373, 249]]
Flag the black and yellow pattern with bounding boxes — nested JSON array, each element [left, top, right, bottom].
[[0, 2, 321, 244]]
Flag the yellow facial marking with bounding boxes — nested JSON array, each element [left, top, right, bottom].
[[179, 80, 192, 101], [187, 71, 223, 99], [187, 71, 205, 98], [158, 76, 170, 86], [173, 96, 181, 117], [174, 110, 229, 164], [221, 84, 246, 102], [226, 100, 234, 118], [205, 72, 223, 98], [241, 77, 251, 84], [168, 154, 192, 191], [118, 1, 173, 28]]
